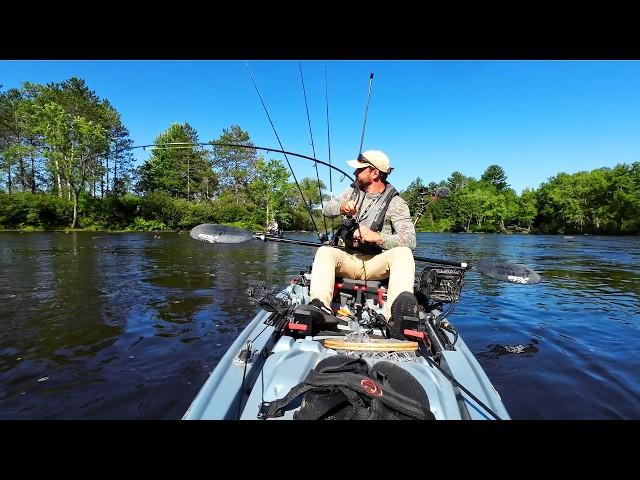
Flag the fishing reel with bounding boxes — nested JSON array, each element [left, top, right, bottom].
[[330, 217, 359, 249]]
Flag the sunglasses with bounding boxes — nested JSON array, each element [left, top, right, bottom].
[[356, 153, 393, 173], [357, 154, 377, 170]]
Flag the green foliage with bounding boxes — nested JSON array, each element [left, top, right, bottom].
[[211, 125, 257, 199], [78, 192, 139, 229], [0, 192, 73, 229], [218, 203, 251, 223], [249, 158, 293, 228], [172, 198, 218, 229], [136, 123, 212, 200], [416, 217, 454, 232], [447, 171, 474, 192], [534, 164, 640, 234], [400, 177, 426, 215], [125, 217, 168, 231], [223, 219, 263, 232], [2, 78, 638, 236], [481, 164, 509, 191]]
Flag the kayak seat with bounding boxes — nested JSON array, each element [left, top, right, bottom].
[[333, 277, 389, 307]]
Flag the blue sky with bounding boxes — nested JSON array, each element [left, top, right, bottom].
[[2, 60, 640, 194]]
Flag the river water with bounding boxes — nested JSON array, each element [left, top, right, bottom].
[[0, 231, 638, 419]]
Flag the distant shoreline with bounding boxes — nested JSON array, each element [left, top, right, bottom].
[[1, 228, 637, 237]]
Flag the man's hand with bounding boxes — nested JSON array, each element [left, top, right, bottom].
[[340, 200, 358, 217], [352, 224, 383, 245]]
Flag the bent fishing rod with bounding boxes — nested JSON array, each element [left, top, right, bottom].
[[131, 142, 355, 182]]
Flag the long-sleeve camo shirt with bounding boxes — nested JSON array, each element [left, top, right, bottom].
[[323, 184, 416, 250]]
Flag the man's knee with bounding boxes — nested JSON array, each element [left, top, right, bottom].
[[390, 246, 414, 264], [315, 245, 338, 262]]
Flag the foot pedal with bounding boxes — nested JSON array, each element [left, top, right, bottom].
[[290, 304, 340, 335], [288, 309, 312, 334]]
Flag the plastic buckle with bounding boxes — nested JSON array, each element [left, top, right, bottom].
[[257, 401, 272, 419]]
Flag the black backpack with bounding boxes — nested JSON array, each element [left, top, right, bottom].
[[259, 355, 435, 420]]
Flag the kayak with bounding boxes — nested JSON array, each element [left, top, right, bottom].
[[183, 264, 511, 420], [253, 231, 284, 239]]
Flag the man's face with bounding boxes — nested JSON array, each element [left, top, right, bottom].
[[354, 166, 375, 189]]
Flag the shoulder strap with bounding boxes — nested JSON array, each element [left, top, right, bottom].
[[369, 184, 398, 232], [349, 184, 359, 202]]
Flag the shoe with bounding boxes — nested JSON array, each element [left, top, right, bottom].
[[388, 292, 420, 339], [309, 298, 333, 316]]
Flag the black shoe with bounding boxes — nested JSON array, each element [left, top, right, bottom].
[[309, 298, 333, 315], [388, 292, 420, 339]]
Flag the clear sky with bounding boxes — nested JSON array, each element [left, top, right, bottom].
[[2, 60, 640, 194]]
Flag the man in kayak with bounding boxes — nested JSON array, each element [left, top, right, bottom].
[[306, 150, 418, 329], [268, 218, 280, 236]]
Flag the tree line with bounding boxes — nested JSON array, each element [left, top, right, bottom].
[[1, 78, 638, 234]]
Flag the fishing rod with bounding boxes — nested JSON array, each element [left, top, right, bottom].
[[358, 73, 374, 155], [244, 62, 322, 240], [190, 223, 540, 285], [253, 233, 541, 284], [131, 142, 355, 183], [324, 64, 333, 199], [324, 64, 336, 237], [344, 72, 376, 231], [298, 61, 328, 237], [254, 233, 467, 267]]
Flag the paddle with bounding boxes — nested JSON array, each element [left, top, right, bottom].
[[190, 223, 541, 285], [190, 223, 254, 244]]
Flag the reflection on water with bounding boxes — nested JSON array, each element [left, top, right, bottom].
[[0, 231, 639, 419]]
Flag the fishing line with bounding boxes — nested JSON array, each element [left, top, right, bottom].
[[299, 61, 328, 237], [324, 64, 336, 236], [244, 62, 322, 238]]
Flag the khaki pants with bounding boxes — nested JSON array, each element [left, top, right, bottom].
[[309, 246, 415, 319]]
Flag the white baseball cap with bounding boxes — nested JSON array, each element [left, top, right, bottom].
[[347, 150, 393, 174]]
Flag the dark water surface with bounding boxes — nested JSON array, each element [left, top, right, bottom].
[[0, 232, 638, 419]]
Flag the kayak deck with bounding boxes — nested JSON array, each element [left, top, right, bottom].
[[184, 276, 510, 420]]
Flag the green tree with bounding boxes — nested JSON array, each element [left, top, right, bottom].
[[447, 171, 473, 192], [0, 87, 39, 193], [211, 125, 257, 201], [31, 102, 108, 227], [514, 188, 537, 230], [16, 78, 132, 197], [609, 162, 640, 232], [249, 158, 292, 228], [481, 164, 509, 191], [137, 123, 211, 200], [401, 177, 426, 216]]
